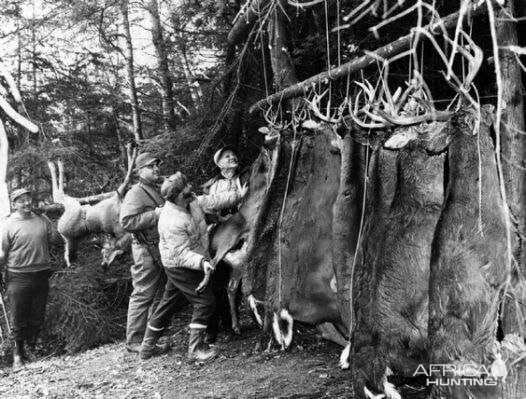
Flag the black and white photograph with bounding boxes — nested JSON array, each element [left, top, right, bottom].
[[0, 0, 525, 397]]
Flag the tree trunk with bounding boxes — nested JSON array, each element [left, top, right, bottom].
[[16, 2, 22, 93], [113, 108, 128, 174], [31, 0, 37, 106], [267, 1, 298, 92], [227, 0, 271, 47], [87, 113, 93, 156], [146, 0, 177, 133], [169, 10, 201, 110], [496, 0, 526, 337], [0, 120, 10, 218], [119, 0, 143, 141]]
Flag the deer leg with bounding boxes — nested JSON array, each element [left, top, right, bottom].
[[62, 235, 75, 267], [57, 160, 65, 195], [47, 161, 60, 203], [227, 268, 242, 335]]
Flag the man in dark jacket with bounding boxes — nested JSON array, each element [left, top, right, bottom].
[[119, 152, 167, 353], [0, 188, 58, 370]]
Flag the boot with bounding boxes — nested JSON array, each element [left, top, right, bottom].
[[187, 328, 217, 362], [140, 326, 170, 360], [204, 329, 217, 345], [25, 331, 39, 361], [12, 340, 25, 371]]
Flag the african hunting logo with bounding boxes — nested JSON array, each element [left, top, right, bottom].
[[413, 362, 506, 387]]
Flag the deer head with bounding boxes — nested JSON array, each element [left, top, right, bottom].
[[100, 233, 133, 270]]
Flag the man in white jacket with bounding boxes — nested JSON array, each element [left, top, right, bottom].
[[139, 172, 245, 361]]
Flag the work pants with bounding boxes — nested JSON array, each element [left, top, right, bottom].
[[6, 270, 51, 342], [208, 261, 233, 334], [148, 267, 215, 331], [126, 242, 165, 345]]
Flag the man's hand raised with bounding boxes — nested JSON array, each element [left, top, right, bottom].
[[239, 183, 248, 199]]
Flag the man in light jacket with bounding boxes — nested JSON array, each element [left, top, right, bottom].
[[139, 172, 244, 361]]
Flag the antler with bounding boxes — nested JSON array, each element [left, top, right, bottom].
[[117, 142, 138, 197], [304, 89, 347, 124], [413, 26, 482, 108], [349, 73, 453, 130]]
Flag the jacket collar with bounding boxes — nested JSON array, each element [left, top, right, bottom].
[[139, 177, 158, 189], [165, 201, 190, 214]]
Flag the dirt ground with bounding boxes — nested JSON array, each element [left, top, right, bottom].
[[0, 317, 355, 399]]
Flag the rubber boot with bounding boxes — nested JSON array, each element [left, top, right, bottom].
[[140, 326, 171, 360], [12, 340, 25, 371], [187, 328, 217, 362]]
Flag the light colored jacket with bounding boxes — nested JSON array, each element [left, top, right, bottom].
[[158, 191, 241, 270]]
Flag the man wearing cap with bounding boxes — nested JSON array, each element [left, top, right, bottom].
[[203, 147, 249, 222], [202, 147, 249, 342], [139, 172, 244, 361], [119, 152, 167, 353], [0, 188, 58, 370]]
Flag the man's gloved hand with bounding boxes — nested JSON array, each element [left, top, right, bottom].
[[154, 206, 163, 217]]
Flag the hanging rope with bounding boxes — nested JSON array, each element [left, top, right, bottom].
[[324, 0, 331, 73], [336, 0, 341, 67], [258, 0, 270, 97], [345, 131, 370, 344], [277, 106, 299, 305]]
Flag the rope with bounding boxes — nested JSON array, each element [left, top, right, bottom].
[[486, 0, 514, 331], [472, 84, 484, 236], [336, 0, 341, 67], [346, 133, 370, 344], [277, 107, 298, 305], [324, 0, 331, 74], [259, 0, 270, 98]]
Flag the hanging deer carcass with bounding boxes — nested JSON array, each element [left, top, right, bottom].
[[48, 146, 137, 268], [428, 106, 510, 399]]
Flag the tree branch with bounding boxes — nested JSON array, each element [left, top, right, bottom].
[[227, 0, 272, 46], [249, 2, 487, 114]]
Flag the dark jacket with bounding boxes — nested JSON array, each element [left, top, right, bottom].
[[119, 179, 164, 244], [0, 212, 58, 273]]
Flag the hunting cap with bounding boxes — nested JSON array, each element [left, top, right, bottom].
[[10, 188, 32, 202], [135, 152, 161, 170], [160, 172, 187, 200], [213, 146, 237, 167]]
